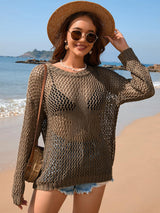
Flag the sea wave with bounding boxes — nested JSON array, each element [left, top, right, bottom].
[[0, 99, 26, 118], [153, 81, 160, 88]]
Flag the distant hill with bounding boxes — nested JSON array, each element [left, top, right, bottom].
[[18, 49, 53, 59]]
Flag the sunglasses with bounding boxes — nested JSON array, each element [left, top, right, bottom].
[[68, 30, 98, 43]]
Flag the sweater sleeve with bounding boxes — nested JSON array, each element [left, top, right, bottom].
[[11, 64, 46, 206], [116, 48, 155, 104]]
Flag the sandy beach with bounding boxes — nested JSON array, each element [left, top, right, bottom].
[[0, 112, 159, 213]]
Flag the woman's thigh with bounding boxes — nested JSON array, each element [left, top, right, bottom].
[[73, 185, 106, 213], [28, 189, 67, 213]]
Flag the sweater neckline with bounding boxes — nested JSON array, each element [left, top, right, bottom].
[[47, 63, 92, 77]]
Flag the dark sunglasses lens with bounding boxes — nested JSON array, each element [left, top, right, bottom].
[[71, 31, 81, 40], [86, 33, 97, 43]]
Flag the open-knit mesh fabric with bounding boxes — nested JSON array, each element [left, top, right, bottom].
[[12, 48, 154, 205]]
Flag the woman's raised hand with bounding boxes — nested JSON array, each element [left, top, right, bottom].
[[104, 29, 129, 52]]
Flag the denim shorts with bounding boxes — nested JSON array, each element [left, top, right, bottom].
[[57, 179, 114, 195]]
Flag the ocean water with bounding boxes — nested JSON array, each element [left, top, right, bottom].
[[0, 56, 160, 118], [0, 57, 35, 117]]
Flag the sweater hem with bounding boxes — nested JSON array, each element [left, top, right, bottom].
[[32, 175, 113, 191]]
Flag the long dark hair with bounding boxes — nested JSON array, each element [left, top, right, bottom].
[[51, 11, 105, 66]]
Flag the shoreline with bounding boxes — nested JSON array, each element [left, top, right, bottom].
[[1, 113, 160, 212]]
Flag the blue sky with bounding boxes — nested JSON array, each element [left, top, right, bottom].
[[0, 0, 160, 64]]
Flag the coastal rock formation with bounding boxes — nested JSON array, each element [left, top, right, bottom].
[[147, 64, 160, 72], [16, 59, 47, 64], [103, 64, 160, 73], [103, 65, 125, 70], [15, 59, 160, 73], [18, 49, 53, 59]]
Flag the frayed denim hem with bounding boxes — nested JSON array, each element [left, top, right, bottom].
[[57, 179, 114, 195]]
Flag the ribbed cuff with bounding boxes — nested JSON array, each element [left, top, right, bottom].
[[118, 48, 139, 67], [12, 194, 22, 206], [12, 170, 25, 206]]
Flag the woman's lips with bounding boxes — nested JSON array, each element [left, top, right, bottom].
[[75, 44, 87, 51]]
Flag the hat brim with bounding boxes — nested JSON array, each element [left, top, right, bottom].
[[47, 1, 115, 46]]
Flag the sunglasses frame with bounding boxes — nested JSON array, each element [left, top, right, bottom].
[[68, 30, 98, 43]]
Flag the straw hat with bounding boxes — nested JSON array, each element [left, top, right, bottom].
[[47, 1, 115, 46]]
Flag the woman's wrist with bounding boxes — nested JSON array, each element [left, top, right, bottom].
[[119, 45, 130, 53]]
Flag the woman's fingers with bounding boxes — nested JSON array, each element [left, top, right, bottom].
[[105, 35, 113, 42], [111, 29, 123, 39], [22, 198, 27, 205], [18, 197, 28, 210], [104, 29, 129, 52], [18, 205, 23, 210], [104, 29, 121, 41]]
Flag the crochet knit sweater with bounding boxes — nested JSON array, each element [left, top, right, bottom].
[[12, 48, 155, 205]]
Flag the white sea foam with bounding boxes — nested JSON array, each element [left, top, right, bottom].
[[153, 81, 160, 88], [0, 98, 26, 118]]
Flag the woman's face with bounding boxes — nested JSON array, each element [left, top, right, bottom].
[[66, 16, 96, 59]]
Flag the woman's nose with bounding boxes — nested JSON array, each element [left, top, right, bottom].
[[79, 33, 86, 41]]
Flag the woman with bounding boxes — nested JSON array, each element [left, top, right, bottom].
[[12, 1, 155, 213]]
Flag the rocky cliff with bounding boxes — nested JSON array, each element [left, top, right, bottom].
[[18, 49, 53, 59]]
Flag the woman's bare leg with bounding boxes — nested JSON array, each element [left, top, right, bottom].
[[73, 185, 106, 213], [28, 189, 67, 213]]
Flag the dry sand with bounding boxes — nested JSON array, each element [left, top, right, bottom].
[[0, 113, 160, 213]]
